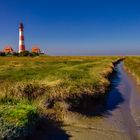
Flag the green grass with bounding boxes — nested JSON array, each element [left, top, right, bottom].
[[0, 56, 121, 139], [124, 56, 140, 84], [0, 101, 39, 139]]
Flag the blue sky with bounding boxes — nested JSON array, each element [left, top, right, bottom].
[[0, 0, 140, 55]]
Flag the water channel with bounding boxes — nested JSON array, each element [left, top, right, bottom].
[[28, 62, 140, 140]]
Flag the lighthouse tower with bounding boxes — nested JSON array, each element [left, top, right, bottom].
[[19, 22, 25, 53]]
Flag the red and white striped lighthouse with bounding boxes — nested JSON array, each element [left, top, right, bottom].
[[19, 22, 25, 53]]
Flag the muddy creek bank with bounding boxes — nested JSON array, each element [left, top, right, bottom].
[[28, 62, 140, 140]]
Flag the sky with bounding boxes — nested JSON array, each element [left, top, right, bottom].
[[0, 0, 140, 55]]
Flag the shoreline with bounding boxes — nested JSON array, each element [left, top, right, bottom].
[[27, 58, 124, 140]]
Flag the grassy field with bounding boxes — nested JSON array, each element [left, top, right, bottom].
[[0, 56, 121, 139], [124, 56, 140, 85]]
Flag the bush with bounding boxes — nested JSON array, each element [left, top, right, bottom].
[[19, 51, 30, 56], [0, 52, 6, 56], [30, 52, 39, 57], [12, 52, 19, 56], [19, 51, 40, 57]]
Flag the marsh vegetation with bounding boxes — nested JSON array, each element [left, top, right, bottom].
[[0, 56, 122, 139], [124, 56, 140, 85]]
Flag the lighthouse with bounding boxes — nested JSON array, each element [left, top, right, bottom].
[[19, 22, 25, 53]]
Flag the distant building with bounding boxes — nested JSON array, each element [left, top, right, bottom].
[[0, 23, 43, 56], [31, 46, 41, 53], [3, 46, 14, 53], [19, 22, 26, 53]]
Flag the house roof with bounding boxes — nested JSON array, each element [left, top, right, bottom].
[[3, 46, 14, 52]]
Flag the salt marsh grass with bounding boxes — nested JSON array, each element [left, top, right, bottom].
[[124, 56, 140, 85], [0, 56, 121, 139]]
